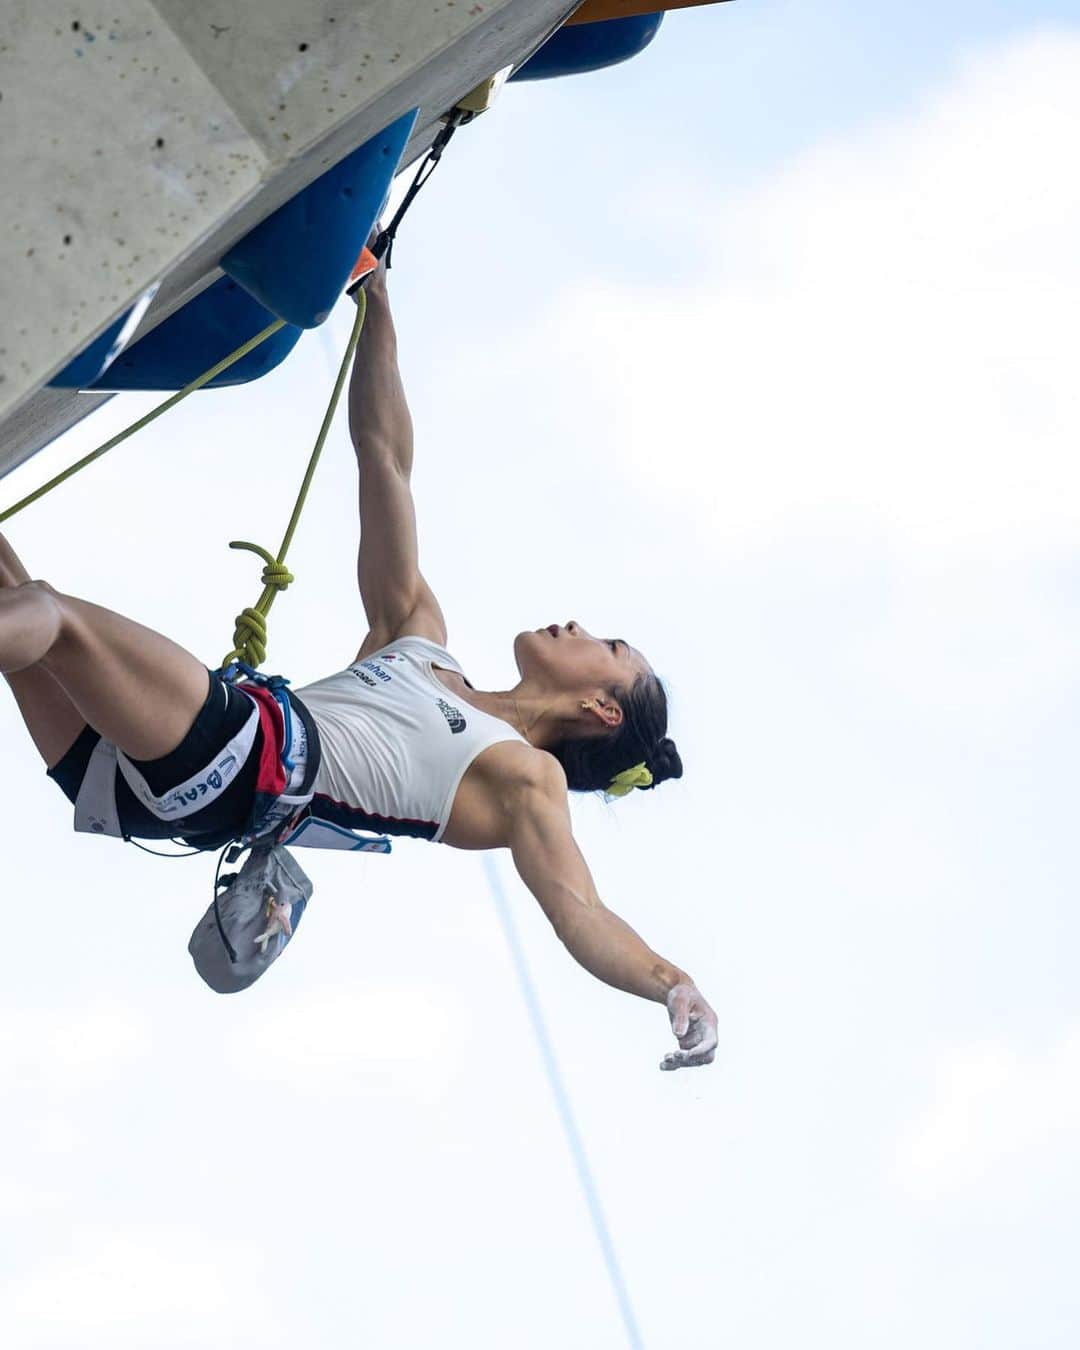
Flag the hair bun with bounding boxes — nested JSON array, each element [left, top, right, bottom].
[[647, 737, 683, 787]]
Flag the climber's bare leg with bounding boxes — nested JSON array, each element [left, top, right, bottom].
[[0, 534, 210, 763], [0, 534, 86, 768]]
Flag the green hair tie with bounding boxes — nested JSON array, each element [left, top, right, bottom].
[[606, 762, 654, 799]]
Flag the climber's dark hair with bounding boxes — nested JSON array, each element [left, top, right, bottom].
[[549, 672, 682, 796]]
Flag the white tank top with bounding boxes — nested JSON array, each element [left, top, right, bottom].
[[293, 636, 527, 843]]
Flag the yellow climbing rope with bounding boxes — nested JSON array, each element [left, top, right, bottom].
[[0, 318, 287, 526], [0, 291, 368, 673], [1, 111, 471, 677], [220, 289, 367, 669]]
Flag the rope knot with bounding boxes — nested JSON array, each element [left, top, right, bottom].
[[260, 560, 294, 593], [215, 293, 368, 674], [220, 540, 292, 670], [230, 606, 268, 669]]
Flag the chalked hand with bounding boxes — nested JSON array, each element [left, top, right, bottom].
[[661, 983, 718, 1071]]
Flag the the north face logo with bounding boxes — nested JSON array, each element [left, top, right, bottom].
[[436, 697, 466, 734]]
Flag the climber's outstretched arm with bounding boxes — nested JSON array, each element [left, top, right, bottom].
[[507, 753, 718, 1071], [348, 264, 446, 660]]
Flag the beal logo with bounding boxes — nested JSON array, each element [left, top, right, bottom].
[[436, 697, 466, 734], [381, 653, 401, 662], [163, 765, 227, 812]]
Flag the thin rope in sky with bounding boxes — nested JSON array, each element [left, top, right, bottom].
[[482, 854, 646, 1350]]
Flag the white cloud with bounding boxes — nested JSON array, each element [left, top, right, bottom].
[[894, 1025, 1080, 1195], [0, 1173, 66, 1222], [0, 1003, 154, 1199], [854, 558, 1080, 735], [0, 1002, 152, 1101], [435, 30, 1080, 736], [0, 1226, 282, 1350], [484, 31, 1080, 565], [222, 981, 471, 1104]]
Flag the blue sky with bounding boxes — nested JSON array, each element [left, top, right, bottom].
[[2, 5, 1080, 1348], [399, 0, 1080, 288]]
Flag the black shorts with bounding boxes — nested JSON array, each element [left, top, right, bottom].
[[47, 668, 264, 849]]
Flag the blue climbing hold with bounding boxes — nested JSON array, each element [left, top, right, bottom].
[[85, 276, 302, 392], [49, 284, 159, 389], [510, 13, 664, 82], [221, 107, 419, 328], [56, 108, 420, 391]]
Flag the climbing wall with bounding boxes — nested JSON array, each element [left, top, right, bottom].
[[0, 1, 578, 474]]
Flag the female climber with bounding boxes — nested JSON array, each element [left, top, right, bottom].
[[0, 254, 717, 1072]]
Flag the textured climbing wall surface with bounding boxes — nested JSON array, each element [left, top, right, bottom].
[[0, 5, 268, 426], [156, 1, 527, 155], [0, 1, 575, 475]]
